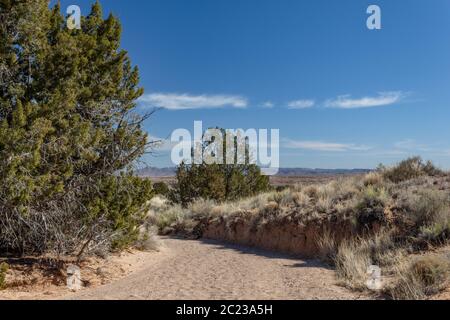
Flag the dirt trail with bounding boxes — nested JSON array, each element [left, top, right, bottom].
[[65, 237, 368, 300]]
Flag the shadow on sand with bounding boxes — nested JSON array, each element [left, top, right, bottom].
[[171, 236, 334, 271]]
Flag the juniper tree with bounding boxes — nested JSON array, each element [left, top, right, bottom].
[[0, 1, 153, 255], [171, 128, 270, 206]]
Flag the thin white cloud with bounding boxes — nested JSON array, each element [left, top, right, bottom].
[[325, 91, 406, 109], [139, 93, 248, 110], [261, 101, 275, 108], [394, 139, 431, 152], [287, 99, 315, 109], [283, 139, 371, 152]]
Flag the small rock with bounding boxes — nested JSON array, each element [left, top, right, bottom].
[[66, 264, 82, 291]]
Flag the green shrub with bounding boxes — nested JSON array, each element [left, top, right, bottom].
[[152, 182, 170, 197], [0, 1, 152, 255], [355, 187, 389, 229], [172, 161, 270, 206], [85, 173, 153, 250], [383, 157, 442, 183]]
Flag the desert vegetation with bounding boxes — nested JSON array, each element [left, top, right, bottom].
[[0, 0, 157, 291], [168, 127, 271, 206], [150, 157, 450, 299]]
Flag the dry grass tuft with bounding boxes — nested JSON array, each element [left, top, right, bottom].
[[386, 254, 449, 300]]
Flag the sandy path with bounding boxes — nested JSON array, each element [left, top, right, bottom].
[[65, 237, 367, 300]]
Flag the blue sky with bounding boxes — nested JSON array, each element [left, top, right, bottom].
[[57, 0, 450, 169]]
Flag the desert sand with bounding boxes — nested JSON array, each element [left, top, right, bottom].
[[62, 237, 368, 300]]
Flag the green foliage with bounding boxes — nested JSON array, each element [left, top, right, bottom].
[[85, 174, 153, 250], [170, 127, 271, 206], [172, 162, 270, 206], [0, 1, 152, 254], [0, 262, 8, 290], [152, 181, 170, 197], [383, 157, 442, 183], [355, 186, 389, 229]]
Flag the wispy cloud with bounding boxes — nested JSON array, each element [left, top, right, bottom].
[[287, 99, 315, 109], [139, 93, 248, 110], [325, 91, 406, 109], [283, 139, 371, 152], [260, 101, 275, 108], [394, 139, 431, 152]]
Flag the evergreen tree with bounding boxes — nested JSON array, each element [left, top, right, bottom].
[[171, 128, 270, 206], [0, 1, 153, 255]]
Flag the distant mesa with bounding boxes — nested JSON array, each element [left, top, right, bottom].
[[136, 166, 371, 177]]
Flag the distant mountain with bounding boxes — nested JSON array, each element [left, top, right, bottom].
[[136, 167, 177, 177], [136, 166, 371, 177], [276, 168, 371, 176]]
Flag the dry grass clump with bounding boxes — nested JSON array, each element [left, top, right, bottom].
[[363, 171, 384, 187], [319, 228, 450, 299], [334, 239, 373, 290], [134, 225, 160, 251], [319, 230, 400, 291], [394, 188, 450, 244], [402, 189, 449, 226], [317, 230, 340, 264], [386, 254, 449, 300], [145, 196, 187, 232]]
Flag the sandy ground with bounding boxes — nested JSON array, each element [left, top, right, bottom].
[[0, 248, 156, 300], [61, 237, 369, 300]]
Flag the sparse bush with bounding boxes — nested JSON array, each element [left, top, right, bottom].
[[383, 157, 442, 183], [335, 239, 371, 290], [304, 185, 319, 200], [333, 231, 397, 291], [152, 205, 186, 232], [402, 189, 449, 227], [135, 225, 160, 251], [387, 255, 449, 299], [355, 187, 390, 230], [363, 172, 384, 187], [420, 215, 450, 244], [189, 199, 217, 217]]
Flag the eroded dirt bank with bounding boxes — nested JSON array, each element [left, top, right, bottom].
[[195, 217, 353, 258]]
